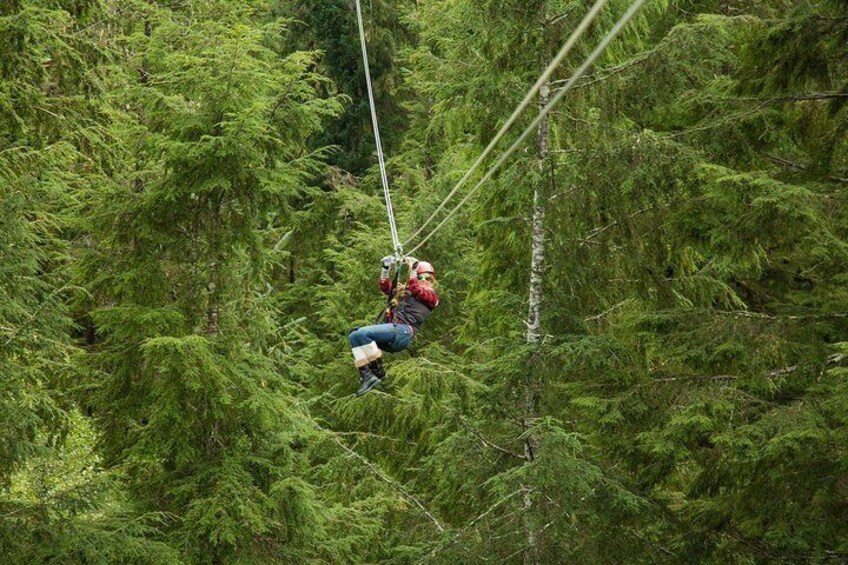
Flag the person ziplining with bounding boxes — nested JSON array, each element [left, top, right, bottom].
[[348, 257, 440, 397], [348, 0, 442, 397]]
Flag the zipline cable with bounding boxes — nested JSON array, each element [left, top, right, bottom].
[[355, 0, 402, 257], [401, 0, 609, 248], [406, 0, 647, 256]]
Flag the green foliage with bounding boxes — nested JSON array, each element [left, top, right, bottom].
[[68, 1, 358, 561], [0, 1, 171, 560], [276, 0, 413, 173], [4, 411, 180, 564], [332, 0, 848, 562], [3, 0, 848, 562]]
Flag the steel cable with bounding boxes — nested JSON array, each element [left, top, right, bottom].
[[406, 0, 647, 256]]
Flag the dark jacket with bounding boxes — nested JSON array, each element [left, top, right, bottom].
[[379, 274, 439, 331]]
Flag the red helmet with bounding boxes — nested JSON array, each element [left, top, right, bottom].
[[416, 261, 435, 277]]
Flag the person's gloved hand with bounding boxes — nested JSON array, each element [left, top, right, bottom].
[[405, 256, 419, 269], [380, 255, 395, 278]]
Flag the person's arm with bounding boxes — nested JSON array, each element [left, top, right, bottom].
[[406, 274, 439, 308], [379, 256, 394, 295]]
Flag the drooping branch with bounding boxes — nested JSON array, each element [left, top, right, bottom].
[[321, 427, 445, 532], [764, 152, 848, 184], [584, 298, 635, 323], [733, 92, 848, 103], [579, 204, 656, 247], [460, 416, 526, 460], [649, 374, 738, 383], [550, 31, 674, 91], [711, 310, 848, 321], [420, 488, 528, 564], [645, 354, 846, 385]]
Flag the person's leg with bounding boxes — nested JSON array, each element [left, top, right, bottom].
[[382, 324, 413, 353], [348, 324, 398, 397], [348, 326, 393, 367], [348, 324, 398, 365], [367, 324, 415, 379], [369, 357, 386, 380]]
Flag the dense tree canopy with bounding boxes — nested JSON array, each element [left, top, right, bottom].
[[1, 0, 846, 563]]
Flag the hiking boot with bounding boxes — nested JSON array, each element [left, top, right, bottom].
[[356, 366, 382, 398], [369, 358, 386, 380]]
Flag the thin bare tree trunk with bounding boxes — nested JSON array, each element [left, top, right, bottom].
[[527, 81, 549, 345], [522, 74, 550, 565], [207, 193, 222, 336], [134, 13, 151, 194], [207, 259, 219, 335]]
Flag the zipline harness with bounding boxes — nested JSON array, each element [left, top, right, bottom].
[[355, 0, 647, 257]]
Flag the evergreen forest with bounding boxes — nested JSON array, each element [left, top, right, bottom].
[[2, 0, 848, 563]]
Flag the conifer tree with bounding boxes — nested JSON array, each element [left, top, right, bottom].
[[73, 1, 365, 561], [1, 2, 182, 561], [276, 0, 413, 173]]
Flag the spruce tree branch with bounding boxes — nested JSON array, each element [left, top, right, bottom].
[[572, 47, 660, 89], [764, 153, 805, 170], [547, 7, 577, 26], [649, 374, 738, 383], [552, 29, 846, 98], [466, 489, 527, 530], [668, 106, 765, 137], [766, 365, 798, 378], [828, 353, 846, 365], [711, 310, 848, 321], [71, 3, 136, 36], [584, 298, 635, 323], [729, 92, 848, 103], [0, 474, 113, 519], [418, 489, 526, 564], [646, 355, 844, 386], [550, 32, 673, 91], [3, 285, 89, 347], [631, 530, 678, 559], [548, 185, 579, 201], [579, 204, 656, 246], [667, 92, 847, 139], [813, 16, 848, 23], [764, 153, 848, 184], [319, 426, 445, 532], [720, 529, 784, 561], [332, 430, 419, 446], [460, 416, 526, 460], [502, 543, 528, 562]]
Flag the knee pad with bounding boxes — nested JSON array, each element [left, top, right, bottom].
[[351, 341, 381, 367]]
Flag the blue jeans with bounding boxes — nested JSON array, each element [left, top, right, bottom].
[[349, 324, 414, 353]]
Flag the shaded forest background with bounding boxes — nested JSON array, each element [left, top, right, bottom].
[[2, 0, 847, 562]]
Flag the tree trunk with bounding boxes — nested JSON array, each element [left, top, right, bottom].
[[134, 14, 151, 194], [207, 259, 219, 335], [522, 75, 550, 565], [527, 81, 549, 346], [207, 194, 222, 336]]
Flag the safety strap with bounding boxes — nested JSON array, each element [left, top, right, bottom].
[[375, 262, 404, 323], [385, 263, 405, 318]]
